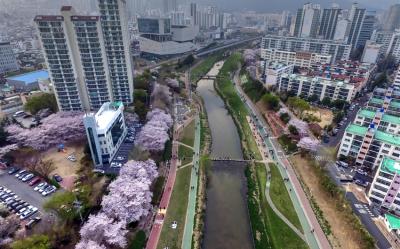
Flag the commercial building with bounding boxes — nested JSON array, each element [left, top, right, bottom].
[[261, 35, 351, 62], [319, 5, 341, 40], [293, 3, 321, 38], [0, 41, 19, 74], [278, 73, 356, 102], [361, 41, 382, 64], [338, 87, 400, 170], [260, 61, 294, 87], [35, 1, 134, 112], [260, 49, 332, 68], [83, 102, 127, 167], [6, 70, 50, 92], [137, 17, 197, 57]]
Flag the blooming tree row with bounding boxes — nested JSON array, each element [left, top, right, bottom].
[[76, 160, 158, 249], [6, 112, 85, 151], [298, 137, 320, 152], [135, 109, 173, 152]]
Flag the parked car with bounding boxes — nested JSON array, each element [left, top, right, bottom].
[[15, 170, 26, 178], [53, 174, 63, 182], [28, 177, 41, 186], [22, 173, 35, 182], [115, 156, 125, 161], [34, 182, 46, 191], [355, 179, 368, 187], [42, 186, 56, 196], [25, 217, 41, 229], [20, 207, 38, 220], [67, 155, 77, 162], [18, 172, 30, 180], [8, 167, 19, 175], [110, 162, 122, 168], [37, 183, 49, 193]]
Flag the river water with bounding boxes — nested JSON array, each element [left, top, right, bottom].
[[196, 62, 253, 249]]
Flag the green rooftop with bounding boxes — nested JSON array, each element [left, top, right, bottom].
[[391, 101, 400, 109], [381, 157, 400, 175], [370, 98, 384, 105], [346, 124, 368, 136], [358, 109, 376, 119], [382, 113, 400, 125], [385, 213, 400, 230], [375, 130, 400, 146]]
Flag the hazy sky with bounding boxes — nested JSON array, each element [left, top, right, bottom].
[[192, 0, 399, 12]]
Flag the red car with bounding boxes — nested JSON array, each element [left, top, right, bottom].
[[28, 177, 41, 186]]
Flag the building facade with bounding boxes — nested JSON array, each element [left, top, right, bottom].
[[0, 41, 19, 74], [260, 61, 294, 87], [35, 1, 134, 111], [319, 6, 341, 40], [261, 35, 351, 62], [83, 102, 127, 167], [278, 73, 356, 102], [260, 49, 332, 68], [338, 87, 400, 170], [293, 3, 321, 38], [384, 4, 400, 31], [347, 3, 375, 49]]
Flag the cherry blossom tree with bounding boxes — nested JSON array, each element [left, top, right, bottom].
[[0, 214, 19, 242], [288, 119, 309, 137], [6, 112, 85, 151], [136, 109, 172, 152], [77, 212, 127, 249], [151, 83, 172, 109], [298, 137, 320, 152], [243, 49, 257, 66], [76, 240, 106, 249], [165, 78, 179, 89], [0, 144, 18, 159]]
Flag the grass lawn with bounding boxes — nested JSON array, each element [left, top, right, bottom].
[[268, 163, 302, 232], [178, 145, 193, 166], [277, 135, 297, 154], [157, 167, 192, 249], [179, 120, 195, 147], [255, 164, 308, 249], [241, 74, 266, 102]]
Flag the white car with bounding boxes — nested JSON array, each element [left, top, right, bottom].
[[67, 155, 77, 162], [110, 162, 122, 168], [34, 182, 46, 191], [42, 186, 57, 196], [38, 183, 49, 193]]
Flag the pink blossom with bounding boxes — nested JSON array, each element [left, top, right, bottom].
[[165, 78, 179, 89], [288, 119, 308, 137], [0, 144, 19, 158], [298, 137, 320, 152]]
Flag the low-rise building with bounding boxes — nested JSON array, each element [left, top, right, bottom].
[[260, 49, 332, 68], [279, 73, 356, 102], [83, 102, 127, 167], [260, 61, 294, 87], [6, 70, 49, 92], [362, 41, 382, 64]]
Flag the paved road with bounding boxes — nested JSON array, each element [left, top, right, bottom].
[[182, 115, 200, 249], [233, 72, 330, 249], [346, 193, 392, 249]]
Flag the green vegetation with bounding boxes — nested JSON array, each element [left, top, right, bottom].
[[268, 163, 302, 231], [43, 191, 78, 223], [157, 166, 192, 249], [177, 54, 195, 70], [179, 120, 195, 147], [135, 70, 152, 90], [0, 120, 8, 146], [152, 176, 166, 205], [133, 89, 148, 103], [163, 140, 172, 161], [262, 93, 280, 111], [288, 125, 299, 136], [254, 164, 308, 249], [278, 135, 297, 154], [129, 230, 147, 249], [24, 93, 58, 114], [214, 52, 261, 160], [286, 97, 310, 119], [241, 74, 266, 102], [279, 112, 290, 124], [178, 145, 193, 166], [190, 54, 222, 83], [11, 234, 50, 249]]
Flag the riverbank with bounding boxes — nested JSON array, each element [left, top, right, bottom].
[[213, 53, 307, 249]]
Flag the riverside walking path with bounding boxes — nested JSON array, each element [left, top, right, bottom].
[[233, 71, 331, 249], [181, 115, 201, 249], [146, 116, 196, 249]]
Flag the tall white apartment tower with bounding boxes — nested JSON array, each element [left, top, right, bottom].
[[293, 3, 321, 38], [35, 7, 113, 111], [97, 0, 134, 105]]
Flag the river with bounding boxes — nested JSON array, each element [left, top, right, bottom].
[[196, 62, 253, 249]]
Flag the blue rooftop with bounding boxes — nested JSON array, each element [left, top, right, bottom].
[[7, 70, 49, 85]]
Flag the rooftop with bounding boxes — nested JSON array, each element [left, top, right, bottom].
[[357, 108, 400, 125], [369, 97, 384, 105], [346, 124, 368, 136], [7, 70, 49, 85], [385, 213, 400, 230], [375, 130, 400, 146], [358, 109, 376, 119], [390, 101, 400, 109], [381, 157, 400, 175], [86, 102, 124, 133]]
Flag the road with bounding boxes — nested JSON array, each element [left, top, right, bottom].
[[181, 115, 201, 249], [233, 72, 331, 249]]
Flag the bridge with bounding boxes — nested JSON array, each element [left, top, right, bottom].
[[211, 158, 252, 163]]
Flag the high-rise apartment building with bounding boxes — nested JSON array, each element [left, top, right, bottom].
[[97, 0, 134, 105], [319, 5, 341, 40], [190, 3, 198, 26], [293, 3, 321, 38], [347, 3, 375, 49], [384, 4, 400, 31], [163, 0, 177, 15], [35, 1, 134, 111], [0, 41, 19, 74]]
